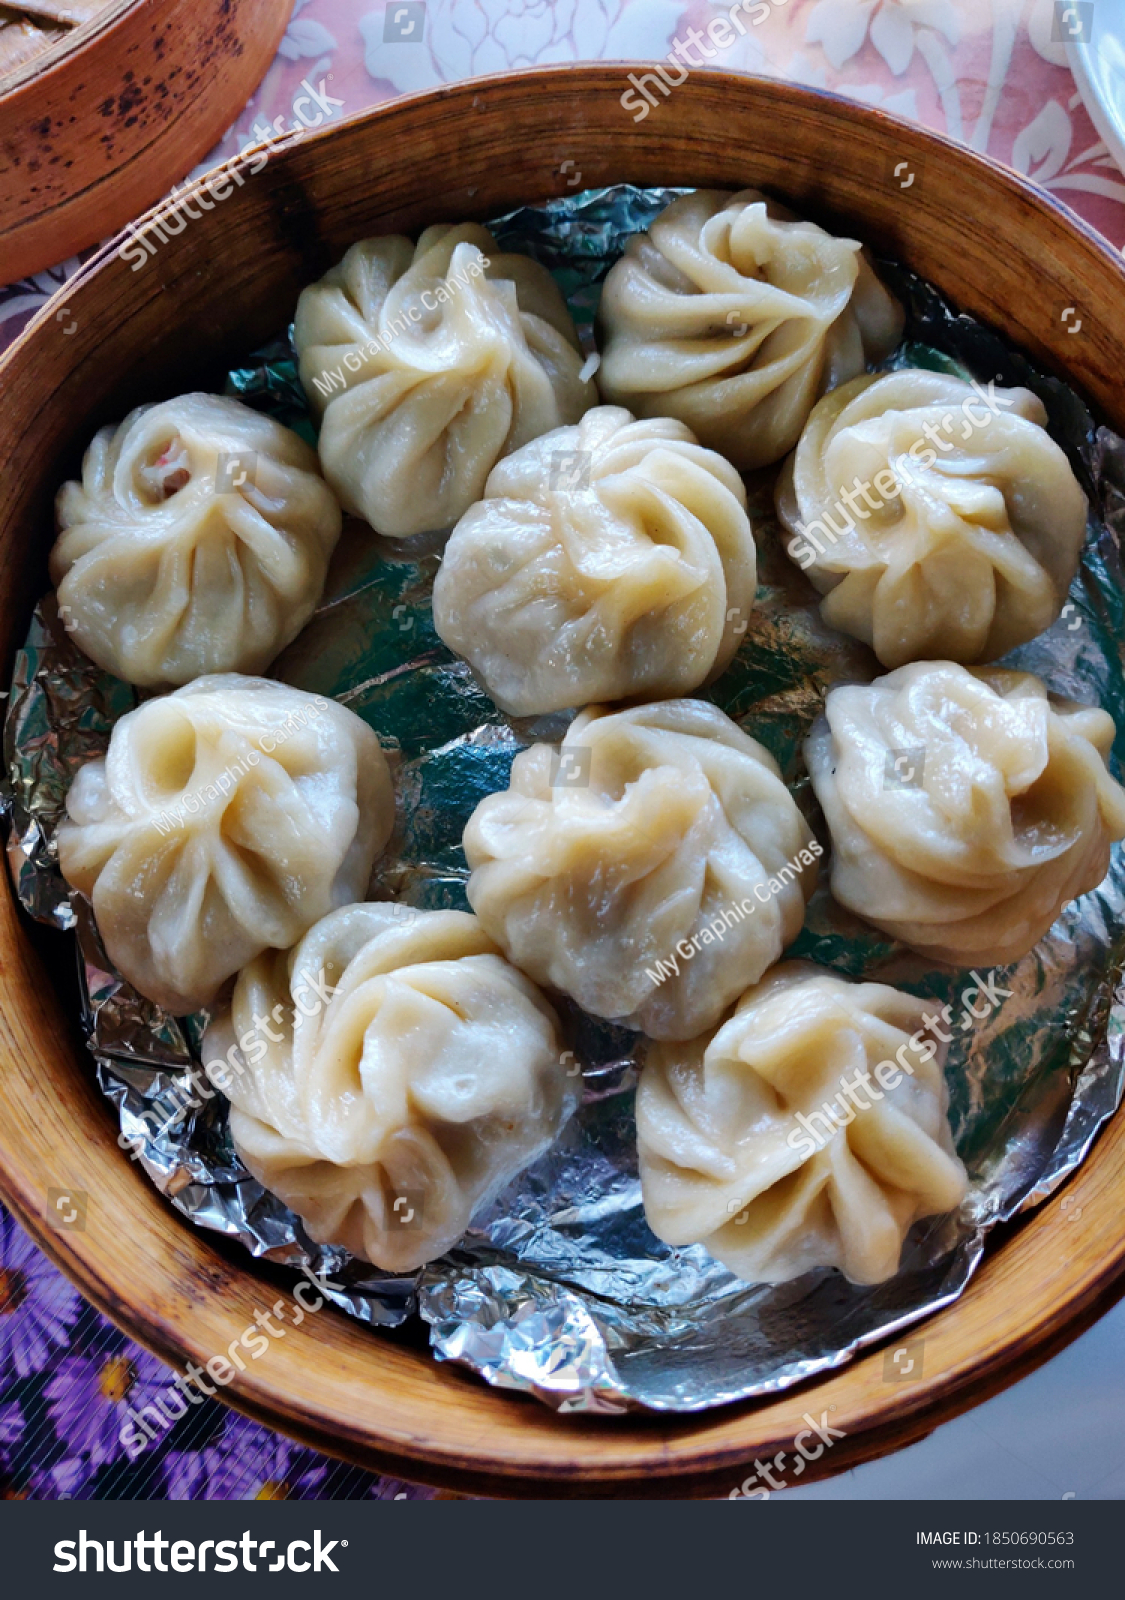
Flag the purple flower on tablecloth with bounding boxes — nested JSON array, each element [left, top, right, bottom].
[[0, 1210, 81, 1381], [0, 1402, 23, 1470], [28, 1455, 91, 1501], [44, 1348, 176, 1471], [165, 1414, 327, 1500]]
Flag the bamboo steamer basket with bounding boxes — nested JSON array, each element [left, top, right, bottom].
[[0, 0, 290, 282], [0, 67, 1122, 1498]]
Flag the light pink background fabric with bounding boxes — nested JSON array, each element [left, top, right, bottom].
[[2, 0, 1122, 343]]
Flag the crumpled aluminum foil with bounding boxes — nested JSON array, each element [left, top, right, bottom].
[[4, 187, 1124, 1415]]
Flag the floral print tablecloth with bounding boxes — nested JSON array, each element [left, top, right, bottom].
[[0, 0, 1121, 1501]]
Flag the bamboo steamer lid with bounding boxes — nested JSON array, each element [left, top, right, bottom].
[[0, 0, 290, 282]]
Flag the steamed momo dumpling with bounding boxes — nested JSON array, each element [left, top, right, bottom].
[[57, 676, 394, 1015], [293, 224, 596, 538], [49, 394, 342, 688], [432, 407, 757, 716], [202, 904, 576, 1271], [637, 964, 967, 1286], [776, 370, 1088, 668], [464, 700, 819, 1040], [597, 189, 903, 470], [806, 662, 1125, 965]]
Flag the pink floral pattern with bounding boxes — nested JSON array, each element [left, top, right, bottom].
[[3, 1, 1123, 344]]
